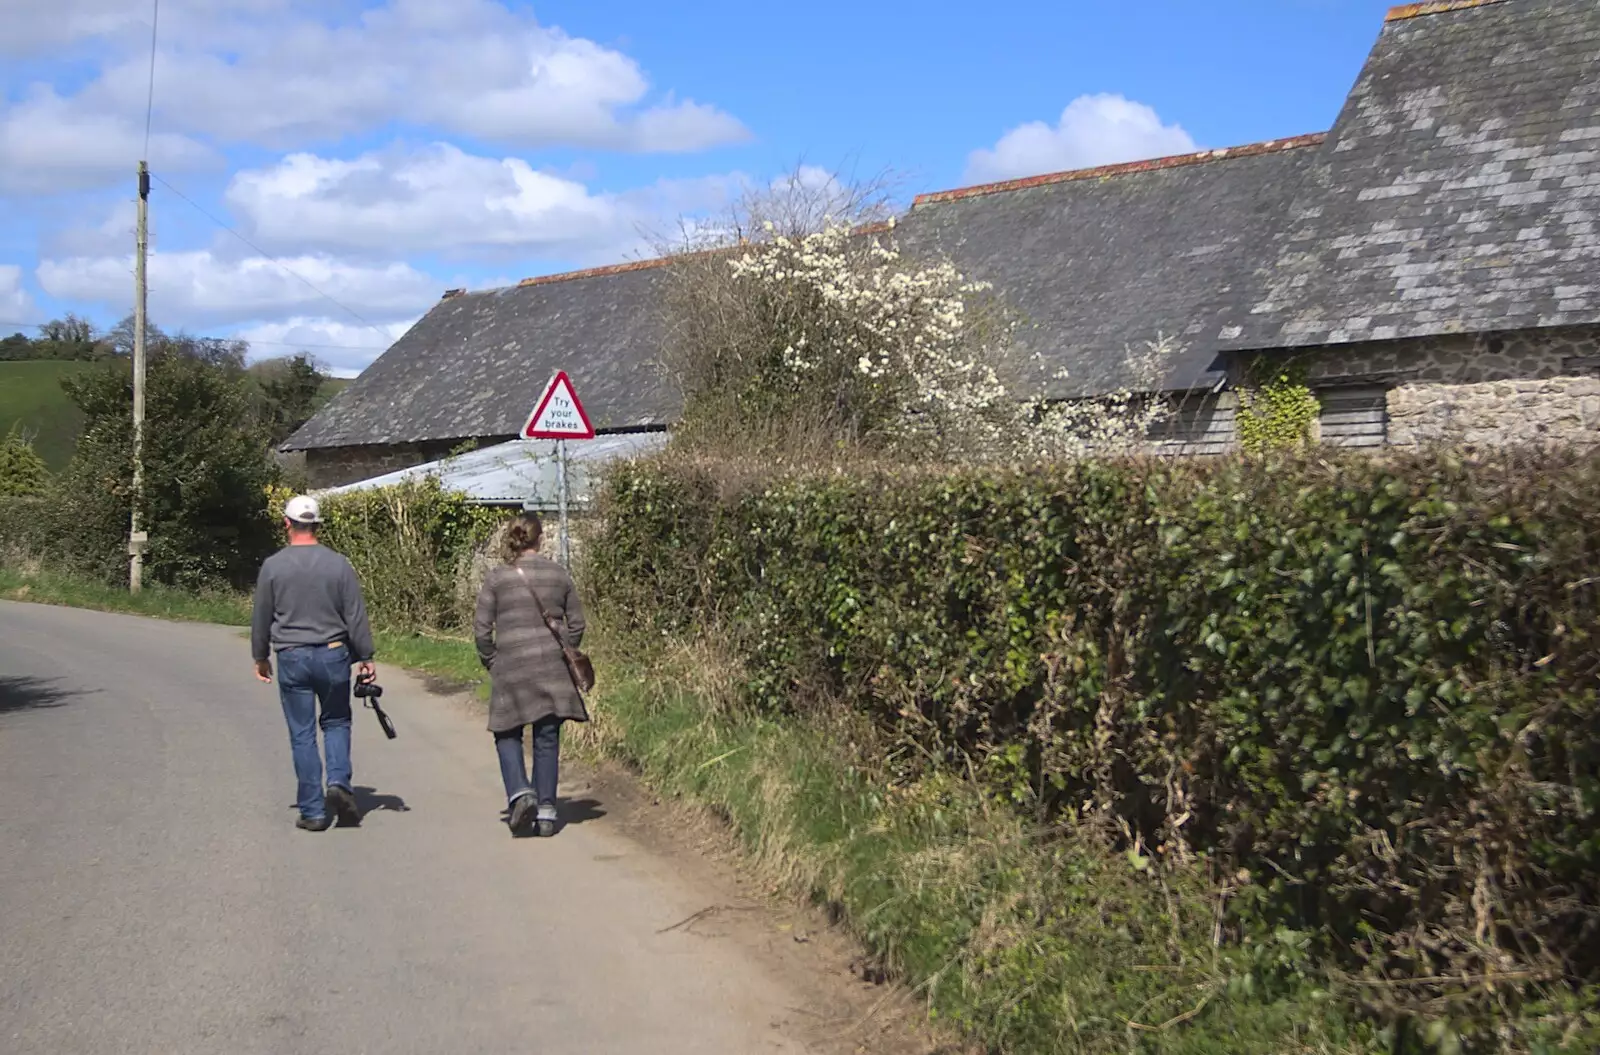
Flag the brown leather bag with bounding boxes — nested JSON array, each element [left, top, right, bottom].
[[514, 565, 596, 694]]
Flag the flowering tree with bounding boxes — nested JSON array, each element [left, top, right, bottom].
[[661, 187, 1178, 462]]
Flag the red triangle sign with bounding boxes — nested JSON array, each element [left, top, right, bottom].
[[521, 371, 596, 440]]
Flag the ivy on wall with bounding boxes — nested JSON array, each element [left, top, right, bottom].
[[1236, 362, 1321, 453]]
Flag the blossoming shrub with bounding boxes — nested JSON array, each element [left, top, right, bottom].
[[589, 448, 1600, 1009], [659, 220, 1177, 462]]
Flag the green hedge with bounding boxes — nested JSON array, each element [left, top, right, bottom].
[[589, 450, 1600, 1005], [268, 480, 509, 632]]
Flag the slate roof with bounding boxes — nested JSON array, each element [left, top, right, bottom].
[[895, 137, 1324, 398], [1215, 0, 1600, 351], [286, 0, 1600, 451], [283, 262, 677, 451]]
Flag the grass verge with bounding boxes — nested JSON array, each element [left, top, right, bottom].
[[12, 564, 1587, 1052], [577, 638, 1381, 1055], [0, 562, 253, 624], [0, 563, 1368, 1050]]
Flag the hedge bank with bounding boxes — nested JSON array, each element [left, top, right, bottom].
[[588, 449, 1600, 1038]]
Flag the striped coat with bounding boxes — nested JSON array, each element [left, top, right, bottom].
[[473, 553, 589, 733]]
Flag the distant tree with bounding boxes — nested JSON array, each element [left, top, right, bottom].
[[39, 314, 94, 346], [105, 314, 250, 368], [106, 313, 170, 359], [32, 314, 106, 361], [50, 345, 280, 588], [0, 332, 33, 361], [249, 353, 329, 446]]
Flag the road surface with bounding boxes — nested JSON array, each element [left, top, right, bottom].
[[0, 601, 822, 1054]]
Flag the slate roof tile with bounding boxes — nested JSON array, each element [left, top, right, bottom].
[[894, 138, 1324, 398], [1216, 0, 1600, 351]]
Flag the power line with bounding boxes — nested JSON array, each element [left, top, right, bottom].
[[147, 172, 400, 349], [143, 0, 160, 159]]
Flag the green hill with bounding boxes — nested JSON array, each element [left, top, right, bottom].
[[0, 363, 350, 472], [0, 361, 93, 470]]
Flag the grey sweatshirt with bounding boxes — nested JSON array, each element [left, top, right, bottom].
[[250, 544, 375, 662]]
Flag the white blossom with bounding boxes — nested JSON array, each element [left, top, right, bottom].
[[718, 220, 1179, 461]]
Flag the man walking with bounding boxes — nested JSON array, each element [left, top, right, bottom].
[[251, 494, 376, 831]]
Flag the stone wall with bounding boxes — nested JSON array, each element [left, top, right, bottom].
[[303, 439, 496, 489], [1235, 324, 1600, 449], [1301, 325, 1600, 388], [1388, 376, 1600, 447]]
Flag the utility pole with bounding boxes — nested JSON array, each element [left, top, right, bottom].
[[129, 161, 149, 593]]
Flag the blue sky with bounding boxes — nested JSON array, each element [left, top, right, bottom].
[[0, 0, 1396, 375]]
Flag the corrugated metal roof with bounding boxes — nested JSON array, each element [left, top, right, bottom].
[[315, 432, 669, 508]]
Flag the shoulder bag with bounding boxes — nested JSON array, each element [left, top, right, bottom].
[[514, 565, 596, 695]]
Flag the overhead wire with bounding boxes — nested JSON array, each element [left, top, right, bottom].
[[143, 0, 161, 159], [20, 0, 396, 364], [130, 0, 396, 358], [147, 172, 402, 351]]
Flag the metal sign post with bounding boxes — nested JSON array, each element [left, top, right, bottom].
[[520, 371, 596, 569], [556, 439, 570, 566]]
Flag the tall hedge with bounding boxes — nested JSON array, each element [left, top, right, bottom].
[[267, 479, 508, 632], [588, 450, 1600, 996]]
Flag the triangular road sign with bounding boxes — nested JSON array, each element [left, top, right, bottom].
[[521, 371, 595, 440]]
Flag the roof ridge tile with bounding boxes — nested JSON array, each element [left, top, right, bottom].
[[910, 133, 1328, 207], [1385, 0, 1509, 22], [501, 220, 899, 293]]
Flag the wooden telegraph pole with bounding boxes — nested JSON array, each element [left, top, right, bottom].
[[129, 161, 149, 592]]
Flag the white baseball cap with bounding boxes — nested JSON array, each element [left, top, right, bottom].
[[283, 495, 322, 525]]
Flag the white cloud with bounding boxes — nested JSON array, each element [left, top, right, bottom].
[[37, 249, 442, 328], [0, 89, 216, 194], [231, 316, 419, 376], [0, 0, 285, 54], [964, 94, 1198, 184], [224, 143, 740, 259], [25, 0, 746, 168], [42, 200, 139, 259], [0, 265, 37, 323]]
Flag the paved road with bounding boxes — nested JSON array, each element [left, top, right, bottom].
[[0, 601, 813, 1054]]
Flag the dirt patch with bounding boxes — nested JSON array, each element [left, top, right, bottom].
[[430, 684, 968, 1055], [560, 758, 972, 1055]]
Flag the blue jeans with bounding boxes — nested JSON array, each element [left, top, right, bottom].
[[277, 644, 353, 821], [494, 717, 561, 809]]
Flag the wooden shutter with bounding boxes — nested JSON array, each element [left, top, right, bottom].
[[1317, 385, 1388, 448]]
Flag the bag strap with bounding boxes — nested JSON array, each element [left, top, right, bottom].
[[513, 564, 571, 653]]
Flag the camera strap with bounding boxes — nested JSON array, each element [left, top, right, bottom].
[[366, 697, 397, 740], [355, 676, 398, 740]]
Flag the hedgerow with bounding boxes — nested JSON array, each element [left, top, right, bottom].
[[267, 479, 509, 632], [588, 448, 1600, 1045]]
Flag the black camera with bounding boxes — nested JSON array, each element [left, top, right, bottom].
[[354, 674, 396, 739]]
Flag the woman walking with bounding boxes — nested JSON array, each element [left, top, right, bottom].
[[473, 512, 588, 837]]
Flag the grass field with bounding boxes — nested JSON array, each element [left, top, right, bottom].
[[0, 361, 93, 470], [0, 361, 351, 472]]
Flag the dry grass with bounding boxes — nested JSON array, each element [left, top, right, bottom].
[[578, 626, 1391, 1055]]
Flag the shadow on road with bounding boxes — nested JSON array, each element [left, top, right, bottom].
[[555, 797, 606, 831], [498, 796, 607, 834], [353, 785, 410, 818], [0, 674, 84, 716]]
